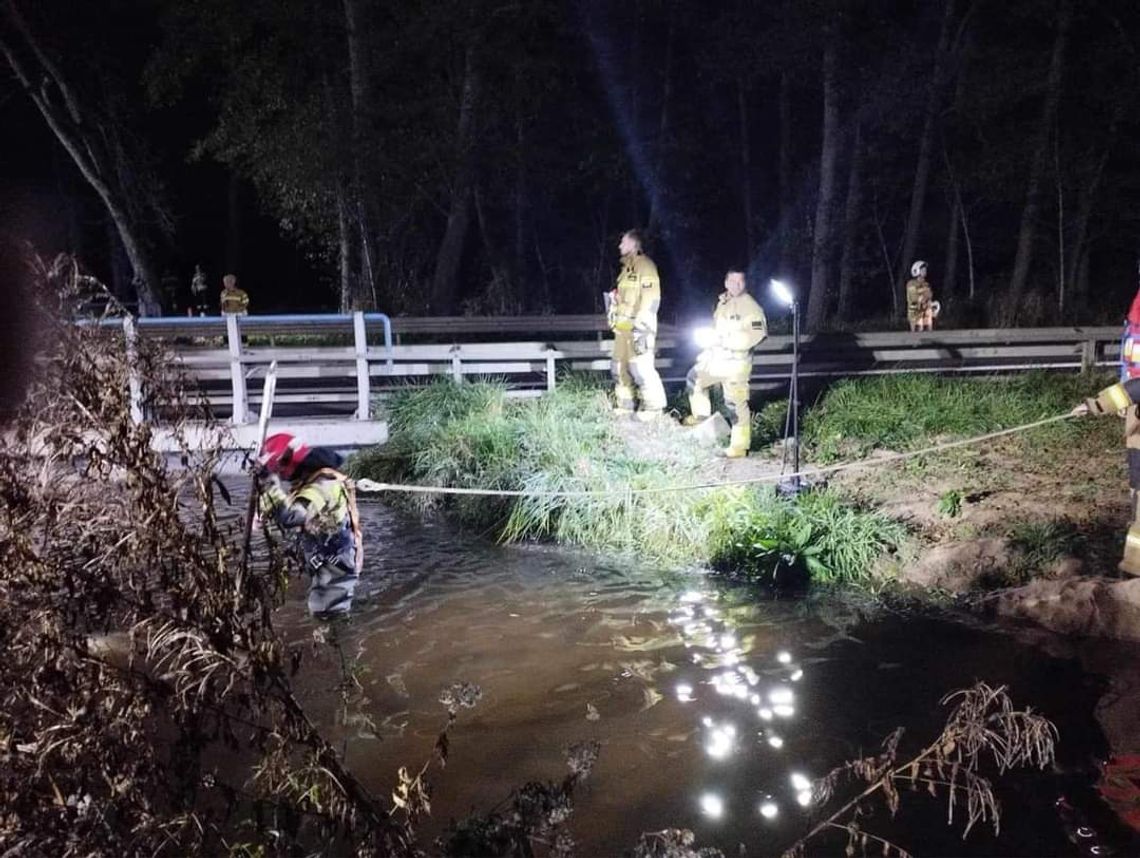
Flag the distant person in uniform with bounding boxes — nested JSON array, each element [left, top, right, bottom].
[[188, 265, 209, 317], [219, 273, 249, 315], [905, 260, 938, 331], [605, 229, 666, 421]]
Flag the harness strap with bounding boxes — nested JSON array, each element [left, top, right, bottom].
[[297, 468, 364, 575]]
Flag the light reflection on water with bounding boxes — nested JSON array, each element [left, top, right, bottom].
[[261, 497, 1118, 856]]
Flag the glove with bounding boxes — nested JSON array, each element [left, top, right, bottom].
[[258, 475, 287, 517]]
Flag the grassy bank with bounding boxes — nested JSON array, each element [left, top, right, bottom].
[[348, 379, 905, 583], [804, 371, 1123, 590], [802, 371, 1112, 461], [350, 371, 1120, 590]]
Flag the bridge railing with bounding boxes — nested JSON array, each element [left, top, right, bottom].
[[98, 314, 1123, 426]]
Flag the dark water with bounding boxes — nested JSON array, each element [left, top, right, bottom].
[[270, 498, 1140, 857]]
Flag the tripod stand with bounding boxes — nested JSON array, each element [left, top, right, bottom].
[[770, 281, 803, 497]]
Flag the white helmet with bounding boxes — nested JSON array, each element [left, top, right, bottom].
[[911, 260, 927, 277]]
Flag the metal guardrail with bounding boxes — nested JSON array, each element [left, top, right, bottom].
[[95, 314, 1123, 426]]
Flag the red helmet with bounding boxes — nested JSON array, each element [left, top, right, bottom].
[[259, 433, 310, 479]]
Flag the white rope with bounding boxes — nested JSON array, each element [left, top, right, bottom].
[[352, 412, 1079, 500]]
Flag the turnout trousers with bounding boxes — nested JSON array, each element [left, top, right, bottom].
[[611, 331, 666, 414], [687, 354, 752, 454], [1125, 410, 1140, 576]]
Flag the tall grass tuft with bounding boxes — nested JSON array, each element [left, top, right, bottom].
[[803, 371, 1113, 461], [350, 380, 907, 583], [703, 487, 907, 586]]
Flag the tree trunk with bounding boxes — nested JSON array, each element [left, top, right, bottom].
[[321, 61, 358, 312], [647, 0, 675, 234], [896, 0, 956, 308], [943, 195, 960, 300], [1007, 0, 1072, 306], [1066, 108, 1119, 309], [0, 2, 165, 314], [513, 108, 528, 297], [474, 184, 513, 311], [777, 72, 793, 274], [941, 140, 974, 301], [872, 179, 899, 317], [836, 122, 865, 323], [737, 76, 757, 257], [342, 0, 378, 309], [106, 213, 132, 302], [1054, 128, 1064, 315], [430, 44, 480, 314], [336, 185, 352, 313], [806, 28, 840, 331]]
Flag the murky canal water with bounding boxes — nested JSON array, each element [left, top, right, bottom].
[[266, 497, 1140, 856]]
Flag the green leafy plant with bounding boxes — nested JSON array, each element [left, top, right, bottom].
[[706, 488, 907, 586], [937, 489, 964, 518], [751, 398, 790, 448]]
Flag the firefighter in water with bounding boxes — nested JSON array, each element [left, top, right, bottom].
[[905, 260, 937, 331], [257, 433, 364, 614], [606, 229, 667, 421], [683, 270, 768, 458], [1070, 290, 1140, 576]]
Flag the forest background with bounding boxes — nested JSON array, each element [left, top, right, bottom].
[[2, 0, 1139, 330]]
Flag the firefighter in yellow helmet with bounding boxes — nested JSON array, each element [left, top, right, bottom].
[[1070, 377, 1140, 576], [683, 270, 768, 457], [606, 229, 667, 421]]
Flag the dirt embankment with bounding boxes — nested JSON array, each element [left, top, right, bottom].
[[824, 421, 1140, 642]]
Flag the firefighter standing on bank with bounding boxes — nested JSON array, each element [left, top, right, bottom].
[[1070, 285, 1140, 577], [607, 230, 667, 420], [257, 433, 364, 614], [905, 260, 937, 331], [684, 270, 768, 458]]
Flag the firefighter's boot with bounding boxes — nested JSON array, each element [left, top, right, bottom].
[[1120, 526, 1140, 577], [725, 423, 750, 458]]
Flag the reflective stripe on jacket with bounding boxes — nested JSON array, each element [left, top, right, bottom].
[[1122, 323, 1140, 381]]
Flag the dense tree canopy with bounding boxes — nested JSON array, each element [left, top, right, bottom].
[[3, 0, 1140, 326]]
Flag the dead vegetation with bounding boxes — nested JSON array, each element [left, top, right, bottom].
[[0, 257, 467, 856], [783, 682, 1057, 858]]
